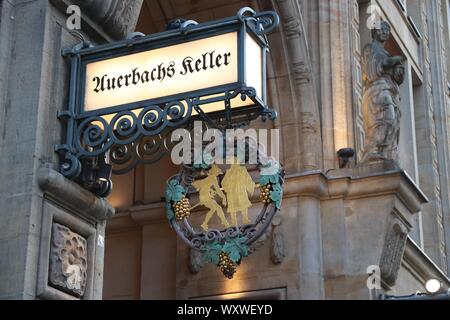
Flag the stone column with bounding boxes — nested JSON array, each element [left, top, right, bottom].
[[0, 0, 142, 300], [274, 0, 323, 173], [316, 0, 355, 170], [294, 175, 325, 300]]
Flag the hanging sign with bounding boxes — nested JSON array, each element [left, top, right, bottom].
[[57, 7, 280, 197], [165, 141, 284, 279]]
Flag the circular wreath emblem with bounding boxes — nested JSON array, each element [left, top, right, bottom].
[[165, 144, 284, 279]]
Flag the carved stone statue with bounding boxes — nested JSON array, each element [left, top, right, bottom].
[[361, 21, 406, 163]]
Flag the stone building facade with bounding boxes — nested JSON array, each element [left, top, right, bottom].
[[0, 0, 450, 300]]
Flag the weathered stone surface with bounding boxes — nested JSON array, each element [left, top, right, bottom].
[[379, 219, 408, 286], [361, 21, 406, 163], [275, 0, 323, 173], [270, 216, 285, 265], [321, 164, 427, 298], [0, 0, 116, 300], [37, 167, 115, 221], [188, 248, 204, 274], [36, 200, 103, 300], [49, 223, 88, 297]]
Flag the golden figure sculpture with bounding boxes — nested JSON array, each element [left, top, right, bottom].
[[222, 159, 256, 226], [192, 165, 230, 231]]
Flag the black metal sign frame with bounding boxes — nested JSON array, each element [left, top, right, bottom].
[[55, 7, 280, 196]]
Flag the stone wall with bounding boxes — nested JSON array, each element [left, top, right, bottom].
[[0, 0, 141, 300]]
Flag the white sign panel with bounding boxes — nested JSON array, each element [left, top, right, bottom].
[[84, 32, 239, 112]]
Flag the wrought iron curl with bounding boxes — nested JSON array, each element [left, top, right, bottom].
[[109, 110, 140, 145], [237, 7, 280, 35], [110, 144, 134, 165], [110, 135, 167, 175], [77, 116, 110, 153], [138, 105, 164, 134], [72, 99, 194, 161], [60, 153, 82, 179]]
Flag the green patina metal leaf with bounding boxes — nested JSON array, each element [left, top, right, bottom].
[[201, 241, 223, 265], [165, 179, 186, 203], [259, 174, 279, 186], [260, 159, 280, 175], [270, 183, 283, 209], [259, 175, 270, 186], [259, 160, 281, 186], [222, 236, 249, 263]]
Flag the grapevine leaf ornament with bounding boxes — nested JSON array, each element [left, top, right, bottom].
[[260, 159, 280, 176], [201, 241, 223, 265], [259, 159, 282, 185], [259, 174, 279, 186], [270, 184, 283, 209], [222, 236, 249, 263], [165, 179, 185, 202]]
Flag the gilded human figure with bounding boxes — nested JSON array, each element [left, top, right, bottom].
[[361, 21, 406, 163], [222, 159, 256, 226], [193, 165, 230, 231]]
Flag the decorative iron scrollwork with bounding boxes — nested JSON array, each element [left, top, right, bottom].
[[74, 99, 193, 159], [237, 7, 280, 35], [57, 86, 273, 196], [109, 130, 176, 175], [57, 99, 194, 194]]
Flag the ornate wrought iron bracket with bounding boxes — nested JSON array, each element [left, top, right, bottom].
[[56, 8, 280, 197]]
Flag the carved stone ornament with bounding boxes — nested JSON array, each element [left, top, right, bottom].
[[379, 219, 408, 287], [361, 21, 406, 163], [248, 215, 285, 265], [70, 0, 144, 40], [49, 223, 88, 297], [270, 216, 285, 265], [189, 248, 204, 274]]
